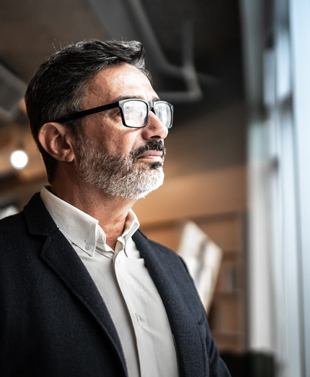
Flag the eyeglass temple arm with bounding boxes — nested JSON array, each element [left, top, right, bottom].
[[52, 102, 119, 123]]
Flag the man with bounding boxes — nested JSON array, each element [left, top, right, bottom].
[[0, 40, 230, 377]]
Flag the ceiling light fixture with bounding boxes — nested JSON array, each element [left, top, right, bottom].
[[10, 149, 29, 170]]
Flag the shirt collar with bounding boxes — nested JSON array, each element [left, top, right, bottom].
[[40, 186, 140, 256]]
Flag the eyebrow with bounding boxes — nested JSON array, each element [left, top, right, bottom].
[[112, 95, 160, 103]]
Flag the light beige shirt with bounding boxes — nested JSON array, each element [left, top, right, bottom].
[[41, 187, 179, 377]]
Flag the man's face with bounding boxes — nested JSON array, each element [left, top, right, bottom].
[[74, 63, 169, 199]]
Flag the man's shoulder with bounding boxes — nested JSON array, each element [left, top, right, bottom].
[[0, 193, 39, 233], [0, 211, 26, 235], [0, 192, 47, 246], [0, 212, 30, 267]]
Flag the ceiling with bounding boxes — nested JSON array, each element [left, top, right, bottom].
[[0, 0, 243, 206], [0, 0, 241, 81]]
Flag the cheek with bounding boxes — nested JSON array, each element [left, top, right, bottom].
[[111, 131, 143, 155], [88, 119, 142, 155], [100, 134, 138, 157]]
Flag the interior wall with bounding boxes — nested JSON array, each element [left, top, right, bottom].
[[164, 101, 247, 179], [134, 100, 247, 224]]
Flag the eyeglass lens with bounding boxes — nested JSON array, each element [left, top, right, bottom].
[[123, 100, 172, 128], [154, 102, 172, 129], [123, 101, 148, 128]]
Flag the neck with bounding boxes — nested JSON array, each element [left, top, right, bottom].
[[50, 180, 137, 250]]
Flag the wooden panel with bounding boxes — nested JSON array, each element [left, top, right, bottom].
[[133, 166, 247, 226], [141, 222, 180, 251], [210, 295, 240, 334], [197, 214, 243, 252], [212, 332, 246, 353], [141, 213, 245, 253], [216, 252, 240, 293]]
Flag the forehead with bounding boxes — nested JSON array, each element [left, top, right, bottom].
[[82, 63, 156, 107]]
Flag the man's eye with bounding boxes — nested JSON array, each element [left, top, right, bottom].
[[110, 109, 121, 117]]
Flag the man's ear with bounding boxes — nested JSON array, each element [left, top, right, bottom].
[[38, 122, 75, 162]]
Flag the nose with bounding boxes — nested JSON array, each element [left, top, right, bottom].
[[141, 111, 169, 141]]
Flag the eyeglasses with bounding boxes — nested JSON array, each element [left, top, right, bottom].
[[52, 99, 174, 129]]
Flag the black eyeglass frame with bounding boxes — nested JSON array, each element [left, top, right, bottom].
[[51, 99, 174, 129]]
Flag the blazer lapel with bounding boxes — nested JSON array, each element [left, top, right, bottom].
[[133, 230, 207, 377], [23, 193, 127, 375]]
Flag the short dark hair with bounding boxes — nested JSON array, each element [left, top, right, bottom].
[[25, 39, 149, 183]]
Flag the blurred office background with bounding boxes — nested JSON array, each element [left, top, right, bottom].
[[0, 0, 309, 376]]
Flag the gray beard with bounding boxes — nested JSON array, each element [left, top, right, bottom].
[[77, 136, 165, 200]]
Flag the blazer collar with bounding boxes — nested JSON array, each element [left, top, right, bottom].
[[23, 193, 128, 376]]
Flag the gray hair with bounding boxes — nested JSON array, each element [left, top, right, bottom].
[[25, 39, 149, 182]]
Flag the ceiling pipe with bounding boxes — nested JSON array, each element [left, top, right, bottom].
[[0, 63, 27, 127], [157, 18, 203, 102], [124, 0, 218, 102], [87, 0, 218, 103]]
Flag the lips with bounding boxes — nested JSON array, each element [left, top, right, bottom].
[[137, 151, 164, 159], [131, 140, 166, 162]]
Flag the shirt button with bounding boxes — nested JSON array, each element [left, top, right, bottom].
[[85, 243, 92, 251], [135, 314, 141, 325]]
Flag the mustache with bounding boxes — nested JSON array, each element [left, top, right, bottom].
[[131, 140, 166, 161]]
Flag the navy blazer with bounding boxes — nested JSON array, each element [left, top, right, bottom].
[[0, 193, 230, 377]]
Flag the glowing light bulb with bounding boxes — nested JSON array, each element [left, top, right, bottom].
[[10, 150, 29, 170]]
